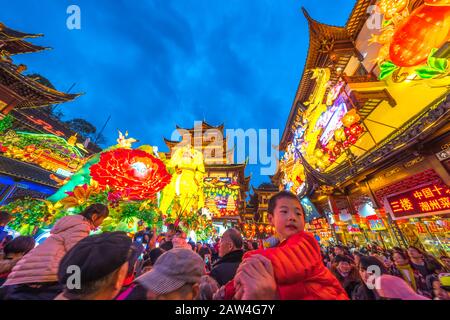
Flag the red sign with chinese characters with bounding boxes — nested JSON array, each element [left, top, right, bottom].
[[384, 181, 450, 220]]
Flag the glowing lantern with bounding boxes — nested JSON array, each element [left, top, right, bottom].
[[329, 155, 336, 163], [350, 123, 363, 136], [342, 140, 350, 148], [334, 128, 346, 142], [333, 143, 343, 156], [315, 149, 324, 158], [348, 135, 358, 145], [378, 0, 409, 19], [252, 224, 256, 230], [389, 5, 450, 67], [327, 140, 337, 151], [258, 225, 264, 232], [344, 127, 351, 137], [89, 148, 171, 201], [265, 225, 272, 233], [342, 109, 361, 128]]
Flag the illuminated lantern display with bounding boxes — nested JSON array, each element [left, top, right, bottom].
[[378, 0, 409, 20], [348, 135, 357, 145], [341, 109, 360, 128], [389, 5, 450, 67], [89, 148, 171, 201], [350, 123, 363, 136], [159, 145, 205, 218], [334, 128, 346, 142], [333, 142, 343, 156]]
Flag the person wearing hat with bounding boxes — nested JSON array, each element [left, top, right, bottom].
[[135, 248, 205, 300], [2, 203, 109, 300], [331, 254, 360, 298], [55, 231, 132, 300]]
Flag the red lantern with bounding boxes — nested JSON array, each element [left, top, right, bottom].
[[389, 5, 450, 67], [333, 143, 343, 156], [344, 127, 351, 137], [342, 140, 350, 148], [348, 135, 357, 145], [329, 155, 336, 163], [349, 123, 361, 136]]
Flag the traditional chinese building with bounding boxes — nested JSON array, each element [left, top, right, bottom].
[[251, 183, 279, 224], [0, 23, 97, 204], [277, 0, 450, 255], [163, 121, 251, 227]]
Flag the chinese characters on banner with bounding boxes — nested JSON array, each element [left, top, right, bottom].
[[384, 181, 450, 220]]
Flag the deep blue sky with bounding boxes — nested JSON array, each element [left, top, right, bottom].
[[2, 0, 352, 188]]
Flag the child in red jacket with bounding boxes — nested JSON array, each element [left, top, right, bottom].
[[221, 191, 348, 300]]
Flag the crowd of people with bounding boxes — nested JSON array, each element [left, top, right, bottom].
[[0, 191, 449, 300]]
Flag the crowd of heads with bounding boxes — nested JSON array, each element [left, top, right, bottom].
[[322, 242, 450, 300], [0, 194, 449, 301]]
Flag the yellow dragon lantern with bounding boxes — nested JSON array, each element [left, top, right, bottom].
[[159, 145, 206, 218]]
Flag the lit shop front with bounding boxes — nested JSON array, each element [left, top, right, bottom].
[[383, 180, 450, 256]]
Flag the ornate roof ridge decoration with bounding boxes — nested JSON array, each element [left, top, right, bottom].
[[0, 22, 44, 41], [1, 39, 50, 56], [281, 5, 366, 149], [0, 61, 81, 108], [329, 93, 450, 185], [175, 121, 224, 133]]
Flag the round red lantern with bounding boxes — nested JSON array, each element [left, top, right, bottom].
[[333, 143, 343, 156], [348, 135, 357, 145]]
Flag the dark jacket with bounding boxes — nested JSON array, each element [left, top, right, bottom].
[[351, 282, 381, 300], [209, 250, 244, 287], [331, 267, 360, 298]]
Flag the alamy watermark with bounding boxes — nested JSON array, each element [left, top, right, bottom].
[[66, 265, 81, 290], [66, 5, 81, 30]]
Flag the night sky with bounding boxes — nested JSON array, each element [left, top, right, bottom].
[[2, 0, 352, 188]]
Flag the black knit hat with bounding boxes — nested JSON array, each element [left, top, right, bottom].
[[58, 231, 132, 287]]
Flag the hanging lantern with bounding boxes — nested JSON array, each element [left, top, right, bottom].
[[252, 224, 256, 230], [348, 134, 358, 145], [314, 149, 324, 159], [344, 127, 351, 137], [350, 123, 363, 136], [333, 143, 343, 156], [329, 155, 336, 163], [265, 225, 272, 233], [334, 128, 346, 142], [342, 109, 361, 128], [258, 224, 264, 233], [342, 140, 350, 148], [327, 140, 337, 151]]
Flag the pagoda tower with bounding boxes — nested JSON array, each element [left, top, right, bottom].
[[163, 121, 251, 225]]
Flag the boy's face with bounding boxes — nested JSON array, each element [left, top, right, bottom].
[[268, 197, 304, 240]]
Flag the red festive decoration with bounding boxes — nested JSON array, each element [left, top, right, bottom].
[[348, 135, 357, 145], [90, 148, 172, 201], [350, 123, 363, 136], [389, 5, 450, 67], [333, 143, 343, 156]]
